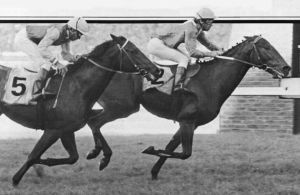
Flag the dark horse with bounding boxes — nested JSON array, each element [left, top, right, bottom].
[[0, 34, 163, 185], [86, 35, 291, 179]]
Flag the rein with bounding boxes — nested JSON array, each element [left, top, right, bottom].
[[83, 57, 138, 74], [82, 39, 149, 77], [215, 36, 283, 78], [82, 40, 140, 75]]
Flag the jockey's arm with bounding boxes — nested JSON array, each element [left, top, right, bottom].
[[37, 27, 60, 64], [61, 42, 77, 63], [185, 29, 217, 58], [197, 31, 221, 51]]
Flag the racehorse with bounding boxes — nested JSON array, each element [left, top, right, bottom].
[[85, 35, 291, 179], [1, 34, 163, 185]]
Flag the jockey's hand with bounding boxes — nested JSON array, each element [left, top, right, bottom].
[[74, 54, 89, 61], [216, 50, 224, 56], [56, 62, 68, 76], [208, 50, 223, 57]]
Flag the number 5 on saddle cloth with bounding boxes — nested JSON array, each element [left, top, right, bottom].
[[0, 65, 38, 105]]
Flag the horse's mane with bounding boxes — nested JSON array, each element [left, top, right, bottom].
[[66, 40, 115, 73], [88, 40, 115, 58], [223, 35, 258, 55], [199, 35, 258, 65]]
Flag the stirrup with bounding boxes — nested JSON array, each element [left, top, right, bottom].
[[174, 83, 187, 91], [31, 90, 56, 103]]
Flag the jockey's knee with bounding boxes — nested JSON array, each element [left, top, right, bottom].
[[147, 38, 162, 53]]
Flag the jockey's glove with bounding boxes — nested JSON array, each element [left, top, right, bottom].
[[50, 57, 59, 66], [74, 54, 89, 61], [209, 50, 223, 57], [56, 62, 68, 77]]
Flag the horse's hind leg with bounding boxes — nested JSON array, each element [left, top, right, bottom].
[[12, 130, 59, 186], [37, 132, 79, 166]]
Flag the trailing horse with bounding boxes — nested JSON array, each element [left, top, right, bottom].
[[86, 35, 291, 179], [0, 34, 163, 185]]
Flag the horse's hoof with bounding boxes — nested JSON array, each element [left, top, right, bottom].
[[12, 177, 20, 187], [86, 148, 101, 160], [151, 174, 158, 180], [142, 146, 155, 155], [99, 158, 110, 171]]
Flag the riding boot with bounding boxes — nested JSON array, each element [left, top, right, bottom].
[[30, 69, 56, 104], [174, 67, 186, 91]]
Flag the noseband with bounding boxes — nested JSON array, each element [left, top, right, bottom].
[[117, 39, 154, 78]]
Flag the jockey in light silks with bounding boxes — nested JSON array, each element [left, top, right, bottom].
[[14, 17, 89, 101], [147, 7, 223, 91]]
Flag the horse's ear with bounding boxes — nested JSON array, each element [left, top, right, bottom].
[[110, 34, 120, 44], [244, 36, 251, 39]]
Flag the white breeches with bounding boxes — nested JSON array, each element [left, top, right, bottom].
[[147, 38, 189, 69], [14, 29, 51, 71]]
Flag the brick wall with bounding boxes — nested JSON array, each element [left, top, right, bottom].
[[220, 69, 294, 133]]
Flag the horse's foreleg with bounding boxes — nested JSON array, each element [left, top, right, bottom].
[[37, 132, 79, 166], [86, 109, 104, 159], [12, 130, 59, 186], [149, 122, 195, 179], [150, 129, 181, 180], [179, 122, 195, 159], [87, 109, 112, 171]]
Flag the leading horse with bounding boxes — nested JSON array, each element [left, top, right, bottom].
[[1, 34, 163, 185], [86, 35, 291, 179]]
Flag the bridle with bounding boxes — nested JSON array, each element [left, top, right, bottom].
[[82, 38, 163, 83], [216, 36, 284, 78]]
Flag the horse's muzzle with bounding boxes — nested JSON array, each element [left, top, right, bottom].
[[283, 66, 291, 77]]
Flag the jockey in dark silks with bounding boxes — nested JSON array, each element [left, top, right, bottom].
[[147, 7, 223, 90], [14, 17, 89, 102]]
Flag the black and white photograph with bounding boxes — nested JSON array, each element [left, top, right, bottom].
[[0, 0, 300, 194]]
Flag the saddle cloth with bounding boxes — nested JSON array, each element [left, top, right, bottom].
[[0, 65, 38, 105], [143, 59, 201, 95]]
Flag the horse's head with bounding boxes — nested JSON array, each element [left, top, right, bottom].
[[245, 35, 291, 79], [110, 34, 163, 83]]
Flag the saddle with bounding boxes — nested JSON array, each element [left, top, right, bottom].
[[0, 64, 61, 105], [154, 61, 201, 82], [143, 59, 201, 95]]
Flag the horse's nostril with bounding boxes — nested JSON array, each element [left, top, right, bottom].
[[284, 66, 291, 71], [283, 66, 291, 76]]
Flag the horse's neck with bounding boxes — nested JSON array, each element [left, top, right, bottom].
[[70, 62, 115, 103], [197, 43, 251, 106]]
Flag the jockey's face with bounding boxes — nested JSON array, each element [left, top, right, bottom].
[[201, 19, 214, 31], [68, 28, 82, 41]]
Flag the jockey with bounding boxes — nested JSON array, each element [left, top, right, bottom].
[[147, 7, 223, 91], [14, 17, 89, 99]]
